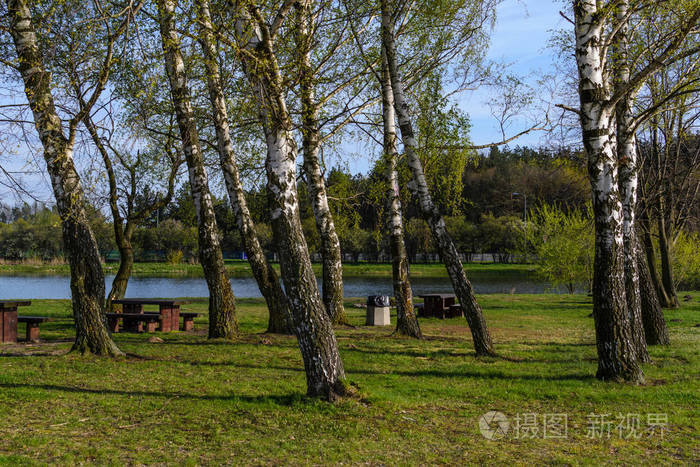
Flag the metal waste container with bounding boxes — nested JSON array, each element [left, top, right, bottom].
[[366, 295, 391, 325]]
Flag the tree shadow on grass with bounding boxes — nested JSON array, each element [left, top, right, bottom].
[[174, 360, 595, 382], [341, 346, 474, 359], [113, 335, 297, 348], [0, 351, 68, 357], [340, 345, 595, 365], [0, 382, 307, 406]]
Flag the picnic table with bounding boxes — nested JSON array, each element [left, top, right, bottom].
[[0, 301, 52, 342], [110, 299, 191, 333], [417, 293, 456, 319], [0, 300, 31, 343]]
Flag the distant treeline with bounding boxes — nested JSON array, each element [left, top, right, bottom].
[[0, 146, 608, 263]]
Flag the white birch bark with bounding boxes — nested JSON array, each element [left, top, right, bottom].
[[613, 0, 650, 362], [381, 47, 421, 338], [195, 0, 291, 334], [233, 4, 347, 398], [156, 0, 238, 338], [295, 0, 347, 325], [381, 0, 493, 355], [574, 0, 642, 382]]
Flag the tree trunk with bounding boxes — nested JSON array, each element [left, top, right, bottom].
[[295, 1, 348, 326], [157, 0, 237, 339], [656, 203, 679, 308], [82, 112, 133, 311], [614, 3, 649, 363], [264, 124, 348, 398], [380, 48, 421, 339], [639, 208, 672, 307], [106, 233, 134, 306], [233, 5, 347, 398], [195, 0, 291, 334], [621, 236, 650, 362], [381, 0, 492, 355], [574, 0, 642, 383], [637, 247, 670, 345], [6, 0, 122, 356]]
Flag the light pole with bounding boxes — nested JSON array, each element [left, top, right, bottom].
[[511, 192, 527, 224]]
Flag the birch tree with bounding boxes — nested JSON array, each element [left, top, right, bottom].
[[194, 0, 292, 334], [230, 0, 347, 398], [571, 0, 698, 381], [380, 49, 421, 338], [1, 0, 144, 355], [381, 0, 494, 355], [613, 1, 649, 363], [294, 0, 348, 326], [156, 0, 238, 339]]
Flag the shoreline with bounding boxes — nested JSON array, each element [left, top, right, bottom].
[[0, 261, 537, 279]]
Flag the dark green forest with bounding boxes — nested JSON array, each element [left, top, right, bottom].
[[1, 145, 590, 263]]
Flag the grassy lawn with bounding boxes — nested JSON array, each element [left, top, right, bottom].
[[0, 260, 536, 280], [0, 293, 698, 465]]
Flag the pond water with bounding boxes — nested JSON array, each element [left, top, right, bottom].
[[0, 274, 582, 299]]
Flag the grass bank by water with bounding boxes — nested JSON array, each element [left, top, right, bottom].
[[0, 293, 698, 464], [0, 260, 537, 280]]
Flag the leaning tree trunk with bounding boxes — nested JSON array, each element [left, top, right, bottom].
[[195, 0, 291, 334], [264, 123, 348, 399], [6, 0, 122, 356], [381, 0, 492, 355], [82, 112, 133, 310], [233, 6, 347, 398], [295, 1, 348, 326], [574, 0, 642, 382], [106, 225, 135, 306], [302, 141, 348, 326], [157, 0, 237, 339], [656, 204, 679, 308], [380, 48, 421, 339], [639, 206, 672, 307], [614, 3, 649, 363], [637, 247, 670, 345]]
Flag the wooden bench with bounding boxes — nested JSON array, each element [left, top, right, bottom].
[[17, 316, 51, 342], [417, 293, 456, 319], [141, 311, 201, 331], [446, 304, 464, 318], [414, 303, 425, 316], [106, 312, 162, 333], [179, 312, 201, 331]]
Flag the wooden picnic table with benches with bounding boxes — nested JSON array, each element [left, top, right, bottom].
[[416, 293, 458, 319], [109, 299, 199, 333], [1, 300, 52, 342]]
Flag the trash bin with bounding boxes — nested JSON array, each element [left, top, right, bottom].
[[366, 295, 390, 326]]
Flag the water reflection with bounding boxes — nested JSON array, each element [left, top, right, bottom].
[[0, 274, 582, 299]]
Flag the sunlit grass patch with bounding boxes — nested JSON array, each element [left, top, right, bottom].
[[0, 293, 698, 464]]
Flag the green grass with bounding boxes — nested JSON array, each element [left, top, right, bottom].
[[1, 293, 698, 465], [0, 260, 536, 280]]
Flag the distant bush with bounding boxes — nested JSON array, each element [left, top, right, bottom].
[[166, 249, 184, 264], [673, 231, 700, 290], [521, 204, 594, 293]]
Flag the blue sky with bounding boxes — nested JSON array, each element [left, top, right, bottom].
[[1, 0, 568, 204], [459, 0, 568, 146], [343, 0, 567, 174], [463, 0, 564, 148]]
